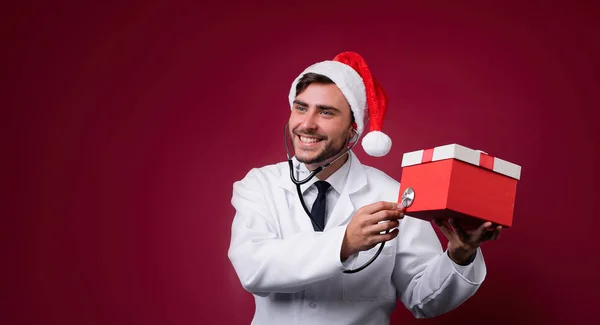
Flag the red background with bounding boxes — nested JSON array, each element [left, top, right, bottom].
[[3, 1, 599, 324]]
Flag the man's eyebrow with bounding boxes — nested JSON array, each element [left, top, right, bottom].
[[293, 100, 308, 106], [316, 104, 340, 112], [292, 100, 341, 113]]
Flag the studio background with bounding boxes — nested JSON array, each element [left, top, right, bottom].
[[3, 1, 599, 324]]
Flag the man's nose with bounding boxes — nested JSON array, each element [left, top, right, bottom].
[[301, 110, 318, 129]]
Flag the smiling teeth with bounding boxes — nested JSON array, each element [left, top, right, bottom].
[[300, 136, 319, 143]]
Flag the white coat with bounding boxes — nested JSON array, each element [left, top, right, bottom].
[[228, 151, 486, 325]]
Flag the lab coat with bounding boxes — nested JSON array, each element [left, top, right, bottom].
[[228, 151, 486, 325]]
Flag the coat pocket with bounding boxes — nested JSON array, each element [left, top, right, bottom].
[[341, 243, 396, 301]]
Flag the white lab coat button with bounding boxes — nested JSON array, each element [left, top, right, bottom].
[[309, 302, 317, 309]]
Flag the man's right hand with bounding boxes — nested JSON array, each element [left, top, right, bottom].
[[340, 201, 404, 261]]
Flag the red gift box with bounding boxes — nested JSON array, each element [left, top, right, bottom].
[[397, 144, 521, 229]]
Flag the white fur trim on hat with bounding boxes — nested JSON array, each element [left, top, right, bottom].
[[288, 61, 366, 136]]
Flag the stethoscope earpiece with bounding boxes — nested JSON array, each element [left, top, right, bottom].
[[350, 129, 359, 143]]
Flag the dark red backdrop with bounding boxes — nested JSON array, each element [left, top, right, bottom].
[[3, 1, 599, 324]]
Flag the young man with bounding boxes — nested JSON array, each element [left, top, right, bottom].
[[228, 52, 501, 325]]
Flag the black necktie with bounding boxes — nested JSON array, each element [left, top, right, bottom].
[[311, 181, 331, 231]]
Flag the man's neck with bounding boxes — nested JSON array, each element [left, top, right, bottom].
[[305, 153, 349, 181]]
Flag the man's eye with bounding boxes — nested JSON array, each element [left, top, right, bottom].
[[296, 106, 307, 112], [320, 110, 332, 116]]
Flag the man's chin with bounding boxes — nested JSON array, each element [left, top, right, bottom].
[[296, 153, 339, 167], [296, 155, 324, 166], [294, 145, 344, 166]]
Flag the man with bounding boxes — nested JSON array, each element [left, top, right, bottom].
[[228, 51, 501, 325]]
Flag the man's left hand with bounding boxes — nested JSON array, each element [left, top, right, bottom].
[[434, 218, 502, 265]]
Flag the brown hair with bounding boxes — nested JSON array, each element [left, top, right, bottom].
[[295, 73, 335, 96]]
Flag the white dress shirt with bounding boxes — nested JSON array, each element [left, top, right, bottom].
[[295, 154, 352, 226]]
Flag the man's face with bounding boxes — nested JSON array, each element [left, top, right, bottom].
[[288, 83, 353, 167]]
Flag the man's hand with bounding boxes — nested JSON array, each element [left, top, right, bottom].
[[434, 218, 502, 265], [341, 202, 404, 261]]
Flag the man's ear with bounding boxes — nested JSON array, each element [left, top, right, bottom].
[[348, 128, 358, 142]]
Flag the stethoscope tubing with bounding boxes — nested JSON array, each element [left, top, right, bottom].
[[283, 123, 386, 274]]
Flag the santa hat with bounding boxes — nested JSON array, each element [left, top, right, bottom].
[[288, 51, 392, 157]]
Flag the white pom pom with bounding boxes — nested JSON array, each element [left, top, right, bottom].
[[361, 131, 392, 157]]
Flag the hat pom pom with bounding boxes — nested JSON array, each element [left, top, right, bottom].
[[361, 131, 392, 157]]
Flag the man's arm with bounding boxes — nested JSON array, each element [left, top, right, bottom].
[[392, 216, 487, 318], [227, 169, 347, 294]]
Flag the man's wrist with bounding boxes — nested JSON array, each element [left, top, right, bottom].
[[340, 239, 351, 261], [340, 234, 356, 262], [448, 248, 477, 266]]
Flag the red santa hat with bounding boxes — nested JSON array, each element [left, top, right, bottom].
[[288, 51, 392, 157]]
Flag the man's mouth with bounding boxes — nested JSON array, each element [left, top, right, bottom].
[[298, 135, 322, 144]]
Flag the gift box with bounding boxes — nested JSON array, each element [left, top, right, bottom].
[[397, 144, 521, 229]]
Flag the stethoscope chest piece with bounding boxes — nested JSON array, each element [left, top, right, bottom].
[[401, 187, 415, 208]]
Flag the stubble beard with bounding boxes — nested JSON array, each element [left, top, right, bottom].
[[293, 133, 347, 166]]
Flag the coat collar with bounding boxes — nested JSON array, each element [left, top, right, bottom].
[[277, 151, 368, 229], [277, 150, 368, 196]]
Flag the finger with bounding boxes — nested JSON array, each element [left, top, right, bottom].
[[369, 219, 400, 234], [449, 218, 470, 242], [369, 209, 404, 223], [359, 201, 404, 215], [472, 221, 493, 241], [490, 226, 502, 240], [433, 219, 456, 241], [372, 228, 399, 243]]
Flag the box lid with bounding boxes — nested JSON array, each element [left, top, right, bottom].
[[401, 143, 521, 180]]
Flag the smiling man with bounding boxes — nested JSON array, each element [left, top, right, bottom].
[[228, 52, 501, 325], [290, 75, 354, 177]]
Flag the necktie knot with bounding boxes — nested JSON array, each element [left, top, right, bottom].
[[314, 180, 331, 194]]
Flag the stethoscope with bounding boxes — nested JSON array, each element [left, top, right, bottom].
[[283, 123, 387, 274]]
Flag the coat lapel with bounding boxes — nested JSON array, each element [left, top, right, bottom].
[[276, 157, 312, 193], [276, 158, 319, 232], [325, 152, 367, 229]]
